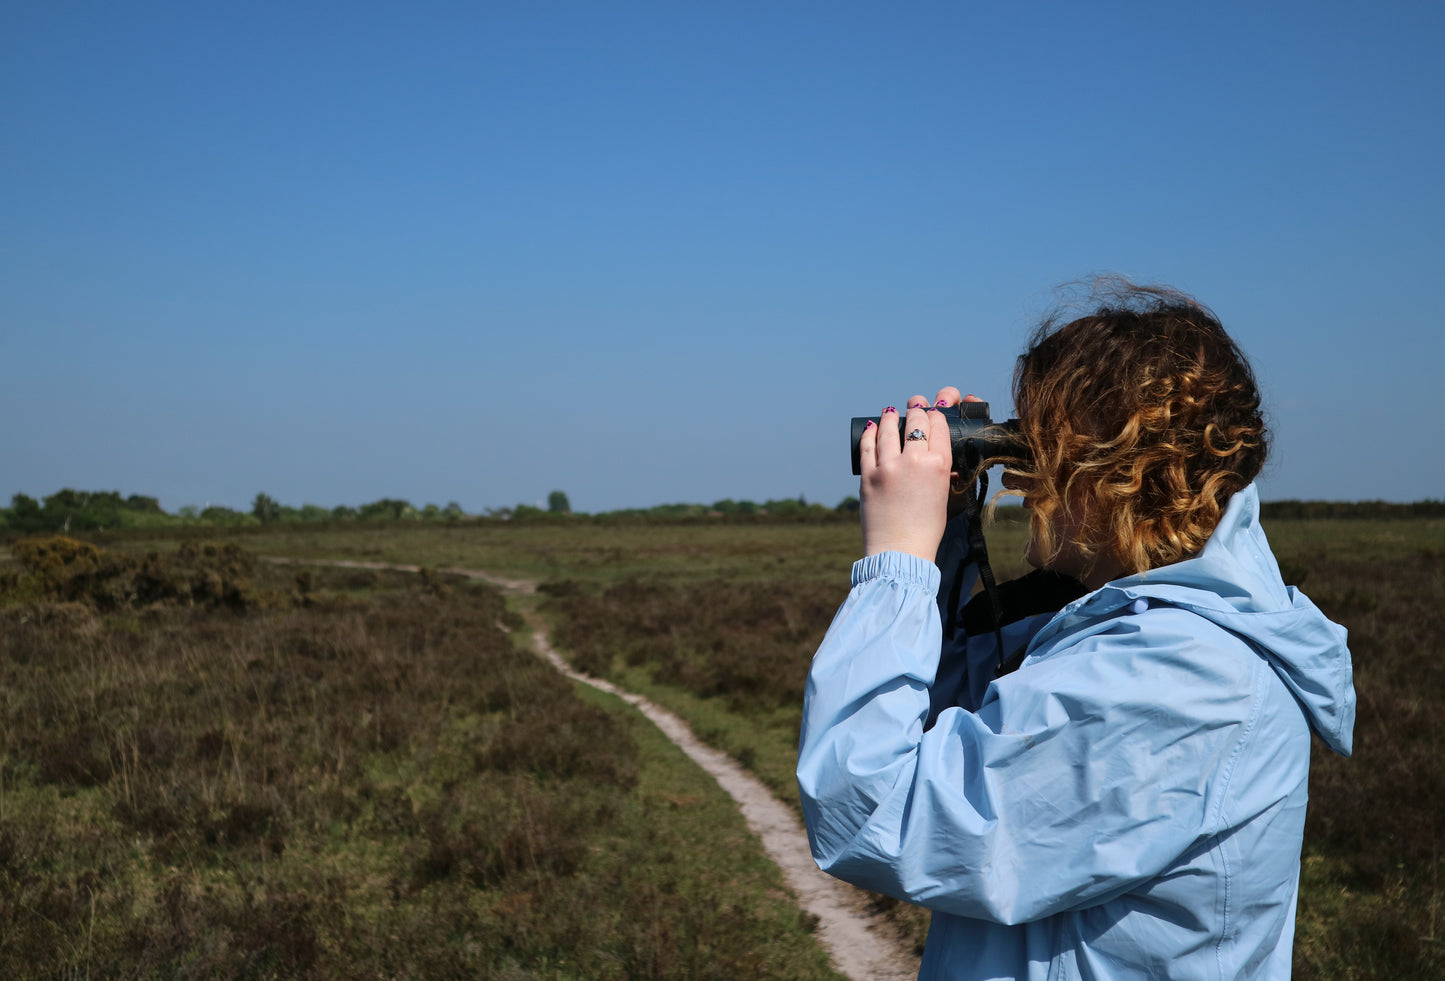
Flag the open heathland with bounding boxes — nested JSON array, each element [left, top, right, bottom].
[[529, 515, 1445, 978], [0, 539, 842, 980], [3, 511, 1441, 978]]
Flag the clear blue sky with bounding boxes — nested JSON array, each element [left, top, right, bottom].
[[4, 1, 1441, 513]]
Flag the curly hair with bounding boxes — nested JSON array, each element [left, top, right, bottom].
[[1006, 280, 1268, 577]]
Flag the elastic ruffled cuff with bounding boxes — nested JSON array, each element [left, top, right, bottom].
[[851, 551, 941, 593]]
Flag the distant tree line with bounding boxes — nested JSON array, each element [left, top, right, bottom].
[[1259, 499, 1445, 520], [0, 488, 867, 535], [9, 488, 1432, 536], [0, 489, 476, 535], [3, 490, 165, 534]]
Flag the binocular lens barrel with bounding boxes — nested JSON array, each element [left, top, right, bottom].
[[849, 402, 1026, 477]]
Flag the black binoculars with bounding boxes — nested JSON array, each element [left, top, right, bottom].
[[850, 402, 1026, 477]]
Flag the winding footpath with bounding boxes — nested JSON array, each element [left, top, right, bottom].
[[270, 557, 919, 981]]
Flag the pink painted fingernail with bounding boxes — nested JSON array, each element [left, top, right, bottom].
[[883, 406, 897, 414], [864, 419, 876, 430], [936, 398, 949, 406]]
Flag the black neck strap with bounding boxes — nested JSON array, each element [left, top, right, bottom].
[[948, 446, 1010, 675]]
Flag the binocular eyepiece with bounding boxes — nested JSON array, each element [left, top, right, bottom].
[[850, 402, 1027, 478]]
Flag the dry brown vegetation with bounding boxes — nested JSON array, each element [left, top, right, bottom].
[[538, 575, 952, 954], [0, 538, 841, 980], [4, 514, 1439, 979], [1282, 542, 1445, 978], [541, 577, 840, 714], [537, 524, 1445, 978]]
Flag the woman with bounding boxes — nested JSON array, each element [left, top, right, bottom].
[[797, 283, 1355, 980]]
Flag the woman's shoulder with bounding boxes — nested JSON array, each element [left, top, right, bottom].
[[1003, 598, 1268, 717]]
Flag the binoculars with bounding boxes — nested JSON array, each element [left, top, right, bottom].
[[850, 402, 1026, 477]]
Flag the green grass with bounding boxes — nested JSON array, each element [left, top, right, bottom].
[[1294, 850, 1441, 979], [564, 679, 844, 981], [84, 518, 880, 587], [524, 515, 1445, 975], [0, 544, 845, 979], [10, 512, 1442, 977]]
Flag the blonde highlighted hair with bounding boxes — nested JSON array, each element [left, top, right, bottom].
[[1006, 280, 1268, 577]]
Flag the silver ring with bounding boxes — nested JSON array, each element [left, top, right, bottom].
[[905, 428, 928, 442]]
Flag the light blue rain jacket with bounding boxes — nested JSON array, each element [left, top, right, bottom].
[[797, 485, 1355, 980]]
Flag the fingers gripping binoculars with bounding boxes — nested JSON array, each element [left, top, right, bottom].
[[850, 402, 1026, 477]]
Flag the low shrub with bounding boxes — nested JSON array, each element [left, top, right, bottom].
[[543, 577, 839, 712], [1, 537, 262, 612]]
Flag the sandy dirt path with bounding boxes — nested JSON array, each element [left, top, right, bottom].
[[267, 557, 919, 981]]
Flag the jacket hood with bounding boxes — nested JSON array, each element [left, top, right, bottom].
[[1038, 485, 1355, 756]]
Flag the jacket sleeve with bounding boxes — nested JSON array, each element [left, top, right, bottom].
[[797, 553, 1262, 924]]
